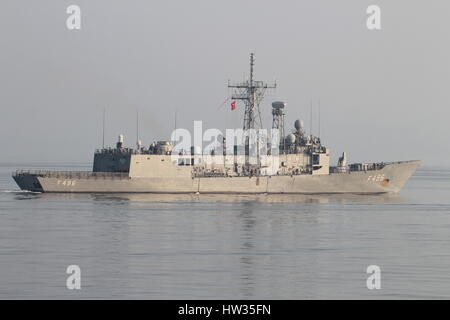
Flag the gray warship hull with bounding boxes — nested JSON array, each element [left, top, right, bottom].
[[13, 160, 420, 194]]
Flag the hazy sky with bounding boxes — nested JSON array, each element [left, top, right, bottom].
[[1, 1, 449, 167]]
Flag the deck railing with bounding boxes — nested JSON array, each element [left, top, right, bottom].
[[13, 170, 129, 179]]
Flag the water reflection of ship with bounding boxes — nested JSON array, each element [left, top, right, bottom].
[[234, 200, 324, 298], [238, 202, 257, 298], [89, 193, 408, 204], [14, 191, 408, 204]]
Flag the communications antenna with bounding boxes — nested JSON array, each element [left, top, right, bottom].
[[228, 53, 276, 169], [102, 107, 106, 149], [318, 100, 321, 139], [136, 108, 141, 151], [310, 101, 313, 138], [228, 53, 276, 131]]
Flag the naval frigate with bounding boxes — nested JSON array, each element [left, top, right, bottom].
[[13, 54, 420, 194]]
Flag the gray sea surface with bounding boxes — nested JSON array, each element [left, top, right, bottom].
[[0, 163, 449, 299]]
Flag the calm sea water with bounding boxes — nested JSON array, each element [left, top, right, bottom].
[[0, 162, 449, 299]]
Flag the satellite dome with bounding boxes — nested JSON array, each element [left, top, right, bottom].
[[294, 119, 304, 131], [286, 134, 296, 145]]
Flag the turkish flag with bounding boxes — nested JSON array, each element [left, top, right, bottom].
[[231, 101, 236, 111]]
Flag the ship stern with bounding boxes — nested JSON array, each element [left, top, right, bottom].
[[12, 171, 44, 192]]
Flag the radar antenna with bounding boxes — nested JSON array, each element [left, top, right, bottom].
[[228, 53, 276, 131], [228, 53, 276, 170]]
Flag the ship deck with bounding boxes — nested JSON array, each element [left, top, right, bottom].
[[13, 170, 129, 179]]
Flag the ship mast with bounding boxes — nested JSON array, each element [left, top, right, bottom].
[[228, 53, 276, 170]]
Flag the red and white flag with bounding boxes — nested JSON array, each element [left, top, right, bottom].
[[231, 101, 236, 111]]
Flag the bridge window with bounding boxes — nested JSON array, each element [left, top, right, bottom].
[[178, 158, 192, 166], [312, 154, 320, 165]]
